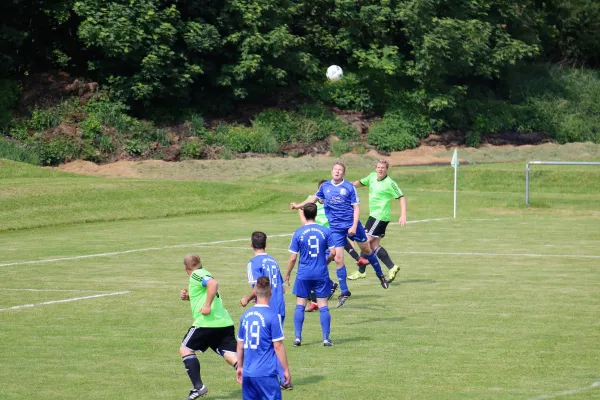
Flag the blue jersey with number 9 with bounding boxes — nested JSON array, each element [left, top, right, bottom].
[[288, 223, 333, 280], [237, 305, 284, 378]]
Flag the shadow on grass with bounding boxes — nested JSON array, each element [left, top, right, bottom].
[[356, 316, 407, 324], [397, 279, 436, 284], [211, 388, 242, 400], [293, 374, 326, 386]]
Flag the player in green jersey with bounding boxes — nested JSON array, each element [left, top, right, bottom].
[[179, 253, 238, 399], [349, 160, 406, 283]]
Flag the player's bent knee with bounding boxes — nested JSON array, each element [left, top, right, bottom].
[[179, 344, 194, 357]]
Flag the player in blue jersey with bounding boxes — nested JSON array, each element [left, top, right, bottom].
[[290, 162, 389, 308], [237, 276, 291, 400], [239, 231, 290, 389], [285, 203, 335, 346]]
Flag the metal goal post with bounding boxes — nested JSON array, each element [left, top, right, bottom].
[[526, 161, 600, 205]]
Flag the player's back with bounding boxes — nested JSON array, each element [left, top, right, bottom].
[[238, 305, 283, 377], [316, 179, 358, 229], [247, 254, 286, 318], [290, 223, 332, 280]]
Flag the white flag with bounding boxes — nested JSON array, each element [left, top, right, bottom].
[[451, 149, 459, 169]]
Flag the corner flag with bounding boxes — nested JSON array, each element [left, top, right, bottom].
[[451, 149, 459, 169], [451, 149, 458, 218]]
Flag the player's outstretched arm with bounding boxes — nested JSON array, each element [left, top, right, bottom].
[[290, 195, 318, 210], [399, 197, 407, 226], [235, 340, 244, 384], [285, 253, 297, 286], [352, 180, 363, 187], [273, 340, 291, 386], [297, 208, 307, 225]]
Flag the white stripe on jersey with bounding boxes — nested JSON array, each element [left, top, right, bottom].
[[352, 185, 360, 205], [246, 261, 255, 284]]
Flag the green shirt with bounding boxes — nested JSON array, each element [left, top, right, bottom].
[[189, 268, 234, 328], [307, 195, 330, 227], [359, 172, 403, 222]]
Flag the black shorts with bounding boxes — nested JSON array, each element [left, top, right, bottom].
[[365, 216, 390, 238], [181, 325, 237, 356]]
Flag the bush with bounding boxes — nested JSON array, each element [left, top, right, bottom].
[[81, 116, 102, 140], [0, 137, 40, 165], [302, 73, 375, 111], [37, 139, 78, 166], [190, 114, 209, 138], [8, 123, 29, 141], [85, 97, 131, 132], [297, 105, 358, 141], [253, 109, 299, 143], [123, 139, 144, 155], [128, 121, 170, 146], [28, 108, 61, 132], [331, 140, 353, 157], [180, 141, 202, 159], [368, 114, 420, 152], [465, 131, 481, 147], [225, 125, 279, 154]]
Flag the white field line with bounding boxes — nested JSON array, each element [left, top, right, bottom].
[[0, 288, 107, 292], [0, 219, 447, 267], [0, 291, 131, 312], [529, 380, 600, 400], [0, 233, 293, 267], [189, 245, 600, 259]]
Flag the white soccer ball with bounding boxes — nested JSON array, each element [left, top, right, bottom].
[[326, 65, 343, 81]]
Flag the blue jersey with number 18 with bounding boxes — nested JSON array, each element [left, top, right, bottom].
[[288, 223, 334, 280], [237, 305, 284, 378], [246, 254, 285, 318]]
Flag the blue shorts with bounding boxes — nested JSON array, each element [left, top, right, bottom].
[[293, 278, 331, 299], [242, 376, 281, 400], [330, 222, 367, 248]]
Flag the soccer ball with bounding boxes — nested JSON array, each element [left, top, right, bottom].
[[326, 65, 343, 81]]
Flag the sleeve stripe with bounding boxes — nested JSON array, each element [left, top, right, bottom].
[[352, 185, 360, 204], [246, 262, 254, 283], [288, 250, 298, 254], [191, 275, 203, 283], [272, 336, 285, 342]]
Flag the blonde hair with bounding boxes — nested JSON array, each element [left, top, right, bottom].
[[333, 161, 346, 173], [184, 254, 201, 269], [376, 159, 389, 168]]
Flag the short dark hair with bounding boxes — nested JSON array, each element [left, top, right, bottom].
[[318, 179, 327, 187], [251, 231, 267, 250], [303, 202, 318, 220], [255, 276, 271, 297]]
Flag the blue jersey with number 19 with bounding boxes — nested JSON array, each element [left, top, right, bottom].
[[237, 305, 284, 378], [246, 254, 285, 318], [289, 223, 334, 280]]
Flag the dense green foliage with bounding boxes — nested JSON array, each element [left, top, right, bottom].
[[1, 0, 600, 162]]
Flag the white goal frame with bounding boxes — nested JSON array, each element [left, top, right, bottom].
[[525, 161, 600, 205]]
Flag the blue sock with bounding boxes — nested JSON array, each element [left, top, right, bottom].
[[336, 266, 349, 293], [293, 305, 305, 340], [366, 252, 383, 276], [319, 306, 331, 341]]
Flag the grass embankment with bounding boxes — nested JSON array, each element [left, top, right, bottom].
[[1, 156, 599, 232]]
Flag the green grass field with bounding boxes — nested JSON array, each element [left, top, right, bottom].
[[1, 157, 599, 400]]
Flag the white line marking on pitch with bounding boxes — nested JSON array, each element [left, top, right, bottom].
[[189, 245, 600, 259], [0, 288, 108, 292], [0, 218, 449, 267], [0, 291, 131, 311], [0, 234, 293, 267], [386, 250, 600, 259], [529, 380, 600, 400]]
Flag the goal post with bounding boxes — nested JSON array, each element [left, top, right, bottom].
[[525, 161, 600, 205]]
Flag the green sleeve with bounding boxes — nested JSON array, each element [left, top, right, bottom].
[[359, 174, 370, 186]]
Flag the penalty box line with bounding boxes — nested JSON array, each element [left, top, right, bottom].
[[0, 218, 451, 268], [0, 291, 131, 312]]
